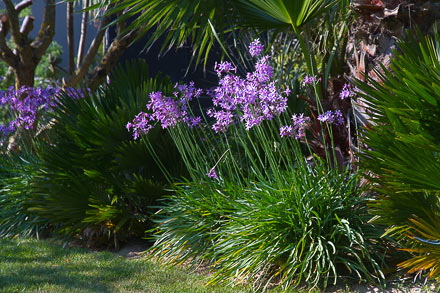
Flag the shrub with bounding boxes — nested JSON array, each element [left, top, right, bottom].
[[0, 150, 47, 238], [356, 29, 440, 281], [0, 61, 183, 246], [129, 40, 386, 289], [150, 165, 386, 290]]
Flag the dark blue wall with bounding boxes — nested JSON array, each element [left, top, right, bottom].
[[30, 1, 220, 87]]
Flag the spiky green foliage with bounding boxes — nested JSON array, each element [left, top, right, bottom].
[[150, 165, 386, 290], [91, 0, 345, 73], [95, 0, 233, 68], [28, 60, 183, 243], [0, 150, 48, 238], [356, 29, 440, 281]]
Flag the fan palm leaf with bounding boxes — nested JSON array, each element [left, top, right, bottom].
[[236, 0, 340, 31]]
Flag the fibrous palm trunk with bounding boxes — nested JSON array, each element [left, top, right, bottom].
[[347, 0, 439, 125]]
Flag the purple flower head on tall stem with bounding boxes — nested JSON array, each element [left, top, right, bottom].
[[126, 112, 153, 140], [280, 113, 310, 139], [207, 167, 218, 179], [339, 83, 355, 100], [208, 43, 287, 133], [214, 61, 237, 76], [301, 75, 320, 86], [0, 86, 84, 142], [280, 125, 294, 138], [249, 39, 264, 57], [334, 110, 345, 126], [317, 111, 335, 124], [292, 113, 310, 139], [127, 82, 203, 139], [317, 110, 344, 126]]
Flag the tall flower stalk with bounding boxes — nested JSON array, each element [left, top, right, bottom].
[[127, 40, 385, 290], [128, 40, 346, 186]]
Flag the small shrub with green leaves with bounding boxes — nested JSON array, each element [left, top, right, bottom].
[[0, 61, 183, 245], [0, 150, 48, 238], [356, 29, 440, 281]]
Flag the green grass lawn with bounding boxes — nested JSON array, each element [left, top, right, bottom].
[[1, 238, 436, 293], [0, 238, 252, 293]]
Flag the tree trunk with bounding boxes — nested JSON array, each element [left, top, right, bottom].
[[77, 0, 89, 68], [85, 29, 139, 90], [14, 63, 36, 89], [67, 1, 75, 74]]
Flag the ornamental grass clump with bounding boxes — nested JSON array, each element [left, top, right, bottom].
[[129, 40, 386, 290], [151, 166, 385, 290]]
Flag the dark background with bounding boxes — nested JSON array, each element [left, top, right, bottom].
[[31, 1, 219, 87]]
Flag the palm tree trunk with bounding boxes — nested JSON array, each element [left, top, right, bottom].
[[347, 0, 439, 126]]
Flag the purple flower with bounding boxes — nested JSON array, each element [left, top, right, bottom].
[[292, 113, 309, 128], [280, 113, 311, 139], [301, 75, 320, 86], [209, 110, 234, 133], [184, 116, 202, 129], [334, 110, 345, 126], [0, 86, 84, 143], [253, 55, 273, 83], [280, 125, 294, 138], [249, 39, 264, 57], [317, 111, 335, 123], [207, 167, 218, 179], [317, 110, 344, 126], [127, 83, 203, 139], [214, 61, 237, 76], [147, 91, 182, 129], [126, 112, 153, 139], [339, 83, 355, 100], [207, 46, 287, 132], [292, 113, 310, 139]]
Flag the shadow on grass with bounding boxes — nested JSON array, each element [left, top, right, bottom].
[[0, 239, 122, 292], [0, 238, 219, 293], [0, 237, 268, 293]]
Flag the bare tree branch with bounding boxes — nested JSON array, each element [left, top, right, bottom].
[[2, 0, 25, 49], [0, 31, 17, 67], [0, 14, 10, 36], [20, 15, 34, 35], [63, 12, 112, 88], [15, 0, 33, 13], [86, 28, 140, 90], [67, 1, 74, 74], [77, 0, 89, 68], [0, 13, 16, 66], [31, 0, 55, 60]]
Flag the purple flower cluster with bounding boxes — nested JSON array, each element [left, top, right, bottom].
[[280, 113, 311, 139], [0, 86, 57, 132], [214, 61, 237, 76], [207, 40, 288, 133], [339, 83, 355, 100], [126, 82, 202, 139], [249, 39, 264, 57], [301, 75, 320, 86], [0, 121, 15, 138], [0, 86, 85, 141], [317, 110, 344, 126], [207, 167, 218, 179], [126, 112, 153, 140]]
